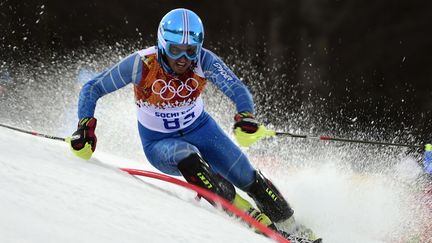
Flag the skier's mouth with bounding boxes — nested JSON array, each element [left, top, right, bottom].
[[168, 56, 191, 74], [176, 61, 187, 68]]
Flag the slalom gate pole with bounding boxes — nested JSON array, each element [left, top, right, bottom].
[[0, 123, 66, 141], [275, 131, 423, 149]]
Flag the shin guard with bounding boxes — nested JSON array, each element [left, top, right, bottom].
[[177, 153, 236, 203], [247, 170, 293, 222]]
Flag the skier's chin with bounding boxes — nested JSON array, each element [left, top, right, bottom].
[[173, 66, 188, 75]]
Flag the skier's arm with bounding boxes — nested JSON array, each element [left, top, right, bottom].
[[200, 49, 274, 147], [70, 52, 143, 160], [78, 52, 143, 118], [200, 49, 254, 114]]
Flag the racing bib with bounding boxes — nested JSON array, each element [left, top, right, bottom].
[[134, 47, 207, 133], [136, 97, 204, 132]]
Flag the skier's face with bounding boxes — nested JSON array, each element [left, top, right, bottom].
[[166, 55, 192, 75]]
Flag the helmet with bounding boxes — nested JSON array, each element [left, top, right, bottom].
[[157, 8, 204, 61]]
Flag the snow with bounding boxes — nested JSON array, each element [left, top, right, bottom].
[[0, 126, 272, 243], [1, 123, 430, 243]]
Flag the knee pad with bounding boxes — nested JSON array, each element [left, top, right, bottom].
[[246, 170, 293, 222], [177, 153, 236, 203]]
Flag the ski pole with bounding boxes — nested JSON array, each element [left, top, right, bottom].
[[0, 122, 424, 149], [0, 123, 66, 141], [274, 131, 423, 149]]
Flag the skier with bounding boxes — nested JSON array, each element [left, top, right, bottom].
[[68, 8, 320, 242], [424, 144, 432, 175]]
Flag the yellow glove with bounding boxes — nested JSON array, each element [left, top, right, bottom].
[[67, 117, 97, 160], [233, 112, 275, 147], [66, 137, 94, 160]]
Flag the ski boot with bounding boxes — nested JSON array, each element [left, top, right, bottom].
[[279, 216, 322, 243], [277, 230, 323, 243], [246, 170, 322, 242], [246, 170, 293, 222], [233, 193, 322, 243], [232, 193, 273, 227], [177, 153, 236, 204]]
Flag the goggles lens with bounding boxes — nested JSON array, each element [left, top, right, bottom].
[[166, 43, 199, 60]]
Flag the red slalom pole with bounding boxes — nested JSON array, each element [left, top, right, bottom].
[[120, 168, 290, 243]]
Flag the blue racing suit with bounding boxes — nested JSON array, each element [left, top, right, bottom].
[[78, 46, 256, 189]]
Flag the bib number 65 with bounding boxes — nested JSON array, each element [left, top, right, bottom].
[[163, 112, 195, 130]]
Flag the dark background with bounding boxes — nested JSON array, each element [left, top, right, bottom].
[[1, 0, 432, 143]]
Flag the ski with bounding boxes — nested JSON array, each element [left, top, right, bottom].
[[272, 225, 322, 243], [279, 232, 322, 243]]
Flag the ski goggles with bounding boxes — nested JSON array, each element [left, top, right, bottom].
[[165, 43, 200, 60]]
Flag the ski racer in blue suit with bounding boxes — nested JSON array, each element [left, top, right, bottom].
[[68, 8, 321, 242]]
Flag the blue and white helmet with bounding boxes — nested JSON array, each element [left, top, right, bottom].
[[157, 8, 204, 61]]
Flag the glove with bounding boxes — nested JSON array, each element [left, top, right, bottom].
[[424, 144, 432, 175], [233, 112, 275, 147], [234, 112, 260, 133], [67, 117, 97, 160]]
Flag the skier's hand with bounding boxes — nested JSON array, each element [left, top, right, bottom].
[[67, 117, 97, 160], [233, 112, 275, 147], [234, 112, 260, 133]]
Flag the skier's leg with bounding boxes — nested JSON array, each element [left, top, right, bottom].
[[184, 114, 256, 189], [183, 115, 323, 240], [140, 132, 237, 203], [172, 149, 319, 242], [177, 153, 236, 203], [141, 138, 199, 176], [186, 115, 294, 222], [176, 152, 280, 231]]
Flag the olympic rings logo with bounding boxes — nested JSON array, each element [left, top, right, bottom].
[[151, 78, 199, 100]]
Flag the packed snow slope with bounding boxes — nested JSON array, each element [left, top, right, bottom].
[[0, 126, 272, 243], [1, 119, 431, 243]]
